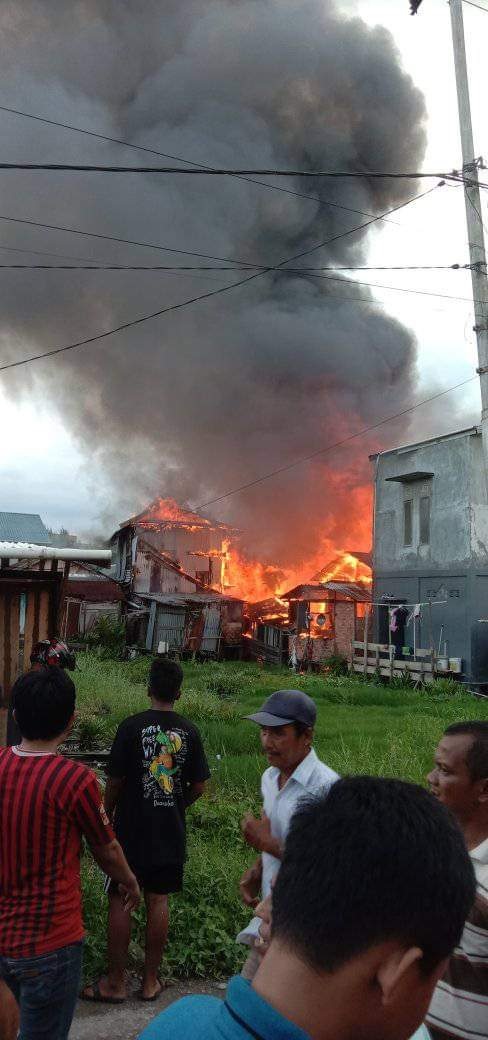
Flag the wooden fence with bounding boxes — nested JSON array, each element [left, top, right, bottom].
[[0, 572, 61, 745], [351, 641, 436, 684]]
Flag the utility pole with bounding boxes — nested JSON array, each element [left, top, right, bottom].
[[449, 0, 488, 468]]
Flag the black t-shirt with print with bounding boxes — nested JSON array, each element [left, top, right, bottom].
[[107, 708, 210, 868]]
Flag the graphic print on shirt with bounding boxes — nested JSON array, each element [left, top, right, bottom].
[[142, 724, 187, 806]]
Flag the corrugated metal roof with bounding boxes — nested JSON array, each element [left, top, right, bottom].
[[283, 582, 371, 603], [0, 512, 50, 544], [138, 591, 241, 606]]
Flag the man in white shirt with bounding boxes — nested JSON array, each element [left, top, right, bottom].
[[237, 689, 338, 977], [426, 721, 488, 1040]]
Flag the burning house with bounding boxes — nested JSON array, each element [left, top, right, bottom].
[[245, 552, 372, 667], [110, 499, 243, 658]]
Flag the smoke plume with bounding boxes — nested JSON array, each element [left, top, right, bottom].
[[0, 0, 432, 564]]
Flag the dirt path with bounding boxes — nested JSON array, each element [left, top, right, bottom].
[[70, 980, 224, 1040]]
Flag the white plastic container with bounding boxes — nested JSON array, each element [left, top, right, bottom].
[[437, 658, 449, 672], [449, 657, 462, 674]]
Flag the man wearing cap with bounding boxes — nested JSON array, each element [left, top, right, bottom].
[[237, 689, 338, 978]]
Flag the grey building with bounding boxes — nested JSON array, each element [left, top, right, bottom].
[[371, 426, 488, 677]]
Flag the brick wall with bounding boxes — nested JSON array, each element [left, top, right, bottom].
[[334, 601, 355, 658]]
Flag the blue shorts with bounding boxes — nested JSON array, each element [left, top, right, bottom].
[[0, 940, 83, 1040]]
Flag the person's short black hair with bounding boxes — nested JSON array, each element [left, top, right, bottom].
[[272, 776, 475, 975], [293, 721, 313, 738], [12, 667, 76, 740], [149, 658, 183, 703], [444, 721, 488, 781]]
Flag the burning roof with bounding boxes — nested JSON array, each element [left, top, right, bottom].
[[120, 497, 229, 533], [282, 582, 371, 603]]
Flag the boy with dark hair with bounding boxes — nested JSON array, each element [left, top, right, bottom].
[[0, 668, 140, 1040], [83, 657, 210, 1004], [427, 720, 488, 1040], [139, 776, 475, 1040]]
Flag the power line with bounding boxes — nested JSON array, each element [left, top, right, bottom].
[[195, 376, 478, 510], [0, 262, 466, 272], [0, 212, 260, 266], [0, 184, 447, 373], [0, 271, 261, 373], [0, 102, 403, 227], [462, 0, 488, 12], [0, 241, 101, 264], [0, 162, 478, 185], [0, 184, 442, 273], [0, 261, 480, 306]]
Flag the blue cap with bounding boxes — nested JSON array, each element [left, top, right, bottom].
[[245, 689, 316, 728]]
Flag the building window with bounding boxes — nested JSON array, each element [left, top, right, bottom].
[[419, 496, 430, 545], [403, 500, 413, 546]]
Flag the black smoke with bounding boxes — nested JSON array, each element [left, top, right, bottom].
[[0, 0, 430, 560]]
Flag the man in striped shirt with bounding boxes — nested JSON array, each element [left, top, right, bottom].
[[427, 721, 488, 1040], [0, 667, 140, 1040]]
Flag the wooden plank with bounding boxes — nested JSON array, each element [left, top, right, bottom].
[[10, 593, 21, 688], [352, 641, 390, 651], [23, 590, 37, 672], [38, 589, 50, 641], [352, 663, 435, 683], [363, 609, 369, 675]]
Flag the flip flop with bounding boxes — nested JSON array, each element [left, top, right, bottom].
[[138, 980, 164, 1002], [80, 981, 126, 1005]]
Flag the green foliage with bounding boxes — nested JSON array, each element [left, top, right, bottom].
[[323, 654, 349, 676], [83, 615, 126, 657], [74, 653, 488, 981]]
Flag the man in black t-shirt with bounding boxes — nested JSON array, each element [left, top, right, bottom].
[[82, 659, 210, 1004]]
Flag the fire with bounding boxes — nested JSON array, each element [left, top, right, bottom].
[[135, 497, 212, 529], [133, 479, 373, 603], [314, 552, 372, 586]]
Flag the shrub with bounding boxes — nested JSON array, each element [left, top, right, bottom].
[[83, 615, 126, 657]]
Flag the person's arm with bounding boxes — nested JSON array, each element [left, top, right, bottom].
[[239, 856, 263, 907], [184, 779, 207, 808], [89, 837, 140, 910], [183, 725, 210, 806], [104, 775, 125, 818], [72, 772, 140, 910]]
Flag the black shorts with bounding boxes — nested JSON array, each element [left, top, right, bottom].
[[105, 863, 184, 896]]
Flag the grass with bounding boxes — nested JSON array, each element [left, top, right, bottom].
[[75, 652, 488, 981]]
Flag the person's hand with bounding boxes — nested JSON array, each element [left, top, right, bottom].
[[119, 874, 141, 911], [241, 812, 280, 856], [239, 862, 262, 907], [254, 895, 272, 959]]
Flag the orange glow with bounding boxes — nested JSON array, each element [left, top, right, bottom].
[[135, 480, 373, 603], [137, 497, 213, 530]]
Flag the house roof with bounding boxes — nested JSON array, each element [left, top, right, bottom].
[[0, 512, 50, 545], [117, 498, 229, 534], [138, 591, 242, 606], [282, 582, 371, 603], [368, 426, 479, 461]]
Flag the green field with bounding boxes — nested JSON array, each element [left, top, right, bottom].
[[76, 653, 488, 981]]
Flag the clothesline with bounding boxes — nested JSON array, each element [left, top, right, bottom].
[[367, 600, 448, 609]]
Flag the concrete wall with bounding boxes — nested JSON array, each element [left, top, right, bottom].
[[372, 428, 488, 675]]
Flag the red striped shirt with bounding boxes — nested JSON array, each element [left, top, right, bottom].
[[0, 747, 114, 957]]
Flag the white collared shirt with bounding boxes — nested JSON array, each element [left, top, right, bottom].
[[237, 748, 339, 944]]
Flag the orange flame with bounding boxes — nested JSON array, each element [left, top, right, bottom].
[[135, 481, 372, 602], [137, 497, 213, 529]]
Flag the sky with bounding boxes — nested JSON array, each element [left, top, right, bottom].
[[0, 0, 486, 538]]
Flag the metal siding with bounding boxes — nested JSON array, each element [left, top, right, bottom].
[[155, 607, 186, 649], [201, 606, 221, 652]]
